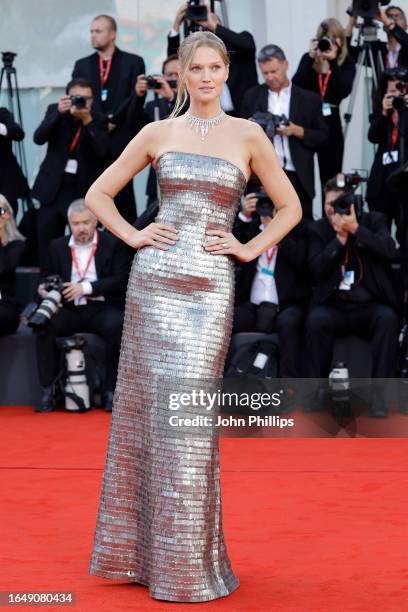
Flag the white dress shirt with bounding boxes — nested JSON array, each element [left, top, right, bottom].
[[68, 232, 104, 306], [267, 82, 295, 171], [237, 217, 279, 305]]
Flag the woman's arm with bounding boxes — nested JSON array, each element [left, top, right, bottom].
[[85, 122, 178, 250], [205, 123, 302, 261]]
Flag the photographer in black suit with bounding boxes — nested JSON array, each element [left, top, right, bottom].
[[242, 44, 329, 219], [31, 78, 110, 270], [0, 108, 29, 217], [0, 195, 25, 336], [72, 14, 146, 223], [346, 5, 408, 74], [231, 185, 310, 378], [34, 200, 131, 413], [127, 55, 181, 205], [167, 1, 258, 116], [306, 178, 399, 417], [366, 67, 408, 242]]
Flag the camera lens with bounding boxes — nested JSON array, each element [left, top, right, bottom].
[[318, 37, 332, 52]]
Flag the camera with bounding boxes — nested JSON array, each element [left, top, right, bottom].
[[317, 36, 333, 53], [145, 75, 161, 90], [250, 112, 290, 140], [186, 0, 208, 22], [56, 335, 90, 412], [389, 67, 408, 111], [255, 192, 274, 217], [331, 171, 368, 219], [69, 94, 87, 109], [1, 51, 17, 69], [27, 275, 65, 330], [166, 79, 178, 89], [349, 0, 391, 20]]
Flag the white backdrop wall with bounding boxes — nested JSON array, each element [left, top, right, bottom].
[[1, 0, 407, 215]]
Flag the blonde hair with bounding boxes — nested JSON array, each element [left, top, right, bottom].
[[314, 18, 348, 72], [0, 194, 25, 244], [170, 31, 229, 118]]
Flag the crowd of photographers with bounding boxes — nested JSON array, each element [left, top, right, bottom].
[[1, 1, 408, 418]]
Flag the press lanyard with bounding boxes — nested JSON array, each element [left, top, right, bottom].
[[391, 110, 399, 148], [266, 246, 277, 267], [99, 56, 112, 87], [70, 232, 98, 281], [318, 70, 332, 101], [69, 126, 82, 153], [386, 49, 400, 69]]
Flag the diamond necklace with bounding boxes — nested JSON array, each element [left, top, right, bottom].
[[185, 109, 226, 141]]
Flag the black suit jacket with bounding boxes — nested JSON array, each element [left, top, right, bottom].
[[348, 24, 408, 71], [241, 83, 329, 199], [72, 48, 145, 157], [0, 239, 25, 304], [232, 215, 311, 307], [366, 111, 408, 201], [31, 104, 110, 206], [308, 212, 398, 310], [0, 108, 29, 201], [41, 231, 132, 307], [167, 25, 258, 116]]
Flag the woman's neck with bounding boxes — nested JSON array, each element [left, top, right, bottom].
[[187, 101, 223, 118], [0, 227, 7, 243]]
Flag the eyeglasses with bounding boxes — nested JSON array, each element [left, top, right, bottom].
[[0, 206, 10, 216]]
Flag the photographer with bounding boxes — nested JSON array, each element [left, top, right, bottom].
[[0, 195, 25, 336], [34, 199, 131, 413], [293, 19, 356, 193], [306, 177, 399, 417], [231, 186, 310, 378], [72, 14, 146, 223], [366, 67, 408, 241], [241, 44, 329, 219], [127, 55, 181, 205], [0, 108, 29, 217], [346, 5, 408, 73], [31, 78, 110, 270], [167, 1, 258, 116]]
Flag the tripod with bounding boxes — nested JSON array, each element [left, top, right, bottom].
[[343, 20, 385, 141], [0, 51, 29, 193]]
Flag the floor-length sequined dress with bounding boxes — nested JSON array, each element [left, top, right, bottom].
[[89, 151, 246, 602]]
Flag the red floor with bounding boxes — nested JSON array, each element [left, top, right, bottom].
[[1, 405, 408, 611]]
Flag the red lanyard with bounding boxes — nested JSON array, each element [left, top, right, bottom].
[[69, 126, 82, 153], [266, 246, 277, 267], [318, 70, 332, 101], [99, 56, 112, 87], [391, 110, 399, 148], [386, 49, 400, 69], [70, 232, 98, 281]]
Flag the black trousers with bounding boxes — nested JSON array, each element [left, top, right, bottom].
[[317, 110, 344, 205], [0, 302, 20, 336], [37, 181, 80, 270], [232, 301, 305, 377], [306, 300, 399, 378], [285, 170, 313, 220], [35, 302, 124, 391]]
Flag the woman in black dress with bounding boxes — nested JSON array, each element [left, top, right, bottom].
[[293, 18, 356, 206], [0, 194, 25, 335]]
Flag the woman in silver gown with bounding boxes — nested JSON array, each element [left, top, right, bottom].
[[86, 31, 302, 603]]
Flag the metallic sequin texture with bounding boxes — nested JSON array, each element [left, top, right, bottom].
[[89, 151, 246, 602]]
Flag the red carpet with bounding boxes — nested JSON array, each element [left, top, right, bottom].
[[1, 405, 408, 611]]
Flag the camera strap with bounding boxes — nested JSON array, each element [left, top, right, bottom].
[[70, 231, 99, 282]]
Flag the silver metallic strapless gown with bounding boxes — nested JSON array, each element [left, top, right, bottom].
[[89, 151, 246, 602]]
